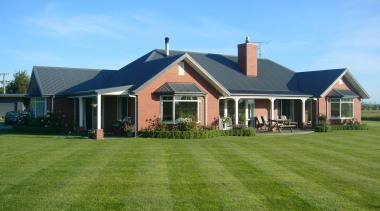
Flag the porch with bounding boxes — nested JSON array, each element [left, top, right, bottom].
[[218, 97, 317, 130]]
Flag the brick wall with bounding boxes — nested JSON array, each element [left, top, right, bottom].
[[318, 76, 363, 123], [136, 62, 222, 130]]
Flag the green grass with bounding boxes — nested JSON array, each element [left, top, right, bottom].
[[1, 123, 380, 210]]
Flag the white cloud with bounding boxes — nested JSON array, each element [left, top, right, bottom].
[[24, 14, 131, 40]]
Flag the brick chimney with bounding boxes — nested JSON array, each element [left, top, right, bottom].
[[238, 37, 258, 77]]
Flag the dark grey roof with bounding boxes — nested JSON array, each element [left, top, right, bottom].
[[152, 49, 300, 94], [102, 51, 185, 91], [154, 82, 205, 95], [229, 90, 309, 96], [27, 48, 368, 99], [295, 69, 346, 97], [327, 89, 358, 98], [29, 66, 116, 96]]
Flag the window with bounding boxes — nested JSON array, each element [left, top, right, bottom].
[[277, 99, 294, 119], [178, 62, 185, 75], [161, 96, 200, 123], [30, 97, 46, 117], [330, 98, 353, 119]]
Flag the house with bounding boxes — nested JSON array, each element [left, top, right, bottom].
[[27, 37, 370, 138]]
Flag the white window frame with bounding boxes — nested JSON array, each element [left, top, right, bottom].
[[330, 98, 354, 119], [160, 95, 201, 124]]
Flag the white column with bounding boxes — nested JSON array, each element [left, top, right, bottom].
[[245, 100, 248, 126], [234, 98, 239, 125], [97, 94, 102, 130], [301, 98, 306, 125], [79, 97, 84, 127], [224, 99, 228, 118], [270, 98, 275, 120]]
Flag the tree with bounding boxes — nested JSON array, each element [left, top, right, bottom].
[[6, 70, 30, 94]]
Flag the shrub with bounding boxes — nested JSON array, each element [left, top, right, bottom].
[[40, 111, 66, 129], [140, 127, 256, 139], [15, 111, 32, 126], [144, 116, 168, 131], [315, 125, 333, 132]]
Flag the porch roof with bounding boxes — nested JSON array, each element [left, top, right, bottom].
[[327, 89, 359, 98], [154, 82, 205, 95], [229, 89, 312, 97]]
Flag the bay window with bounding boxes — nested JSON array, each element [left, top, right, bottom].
[[161, 96, 201, 123], [330, 98, 354, 119]]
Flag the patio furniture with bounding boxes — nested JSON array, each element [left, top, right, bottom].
[[256, 116, 264, 129], [261, 116, 272, 130], [278, 124, 296, 132], [279, 115, 298, 129]]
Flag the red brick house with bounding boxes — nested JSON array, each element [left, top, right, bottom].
[[27, 37, 369, 137]]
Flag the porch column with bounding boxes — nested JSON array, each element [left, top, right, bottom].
[[245, 100, 248, 126], [234, 98, 240, 125], [301, 98, 306, 126], [224, 99, 228, 118], [79, 97, 84, 127], [270, 98, 275, 120], [96, 94, 102, 129]]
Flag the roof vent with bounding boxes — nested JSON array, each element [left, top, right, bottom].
[[165, 37, 170, 56]]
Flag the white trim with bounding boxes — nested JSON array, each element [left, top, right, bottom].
[[321, 69, 347, 97], [96, 94, 101, 129]]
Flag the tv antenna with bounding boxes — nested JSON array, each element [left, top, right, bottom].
[[253, 41, 269, 58]]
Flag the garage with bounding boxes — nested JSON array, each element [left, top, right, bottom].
[[0, 94, 27, 118]]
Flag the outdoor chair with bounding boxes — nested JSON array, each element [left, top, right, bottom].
[[261, 116, 271, 130], [256, 116, 264, 129]]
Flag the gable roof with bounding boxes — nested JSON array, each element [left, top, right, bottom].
[[29, 66, 116, 96], [296, 69, 346, 97], [296, 68, 369, 99], [151, 49, 304, 96]]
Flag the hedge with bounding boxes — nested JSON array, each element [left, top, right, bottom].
[[12, 126, 64, 134], [331, 124, 368, 130], [314, 125, 333, 132], [140, 128, 256, 139], [315, 123, 368, 132]]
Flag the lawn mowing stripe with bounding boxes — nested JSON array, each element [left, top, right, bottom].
[[165, 140, 222, 210], [221, 141, 361, 210], [182, 141, 267, 210], [0, 137, 86, 195], [309, 131, 380, 150], [250, 135, 380, 180], [1, 138, 122, 210], [235, 139, 380, 208], [65, 139, 143, 210], [120, 141, 173, 210], [199, 140, 314, 210]]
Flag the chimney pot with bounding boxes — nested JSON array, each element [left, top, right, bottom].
[[165, 37, 170, 56], [246, 36, 250, 43]]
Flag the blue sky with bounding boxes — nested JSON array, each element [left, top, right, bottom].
[[1, 0, 379, 102]]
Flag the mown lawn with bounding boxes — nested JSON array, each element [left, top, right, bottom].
[[1, 122, 380, 210]]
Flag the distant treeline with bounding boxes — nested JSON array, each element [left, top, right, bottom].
[[362, 102, 380, 110]]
